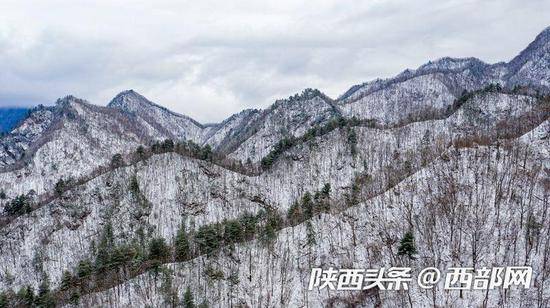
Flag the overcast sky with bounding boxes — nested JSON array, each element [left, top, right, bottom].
[[0, 0, 549, 123]]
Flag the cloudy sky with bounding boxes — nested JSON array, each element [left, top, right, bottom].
[[0, 0, 549, 122]]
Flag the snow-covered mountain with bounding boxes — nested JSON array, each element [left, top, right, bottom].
[[338, 26, 550, 125], [0, 27, 549, 308], [108, 90, 206, 143]]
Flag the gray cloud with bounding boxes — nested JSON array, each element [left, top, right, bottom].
[[0, 0, 548, 122]]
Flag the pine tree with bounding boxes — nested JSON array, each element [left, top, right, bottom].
[[223, 219, 244, 243], [261, 210, 282, 243], [261, 155, 274, 169], [54, 179, 66, 197], [4, 195, 31, 216], [149, 237, 170, 260], [77, 259, 93, 278], [95, 222, 114, 271], [0, 292, 7, 308], [306, 221, 316, 246], [175, 225, 190, 261], [60, 270, 73, 290], [239, 212, 258, 239], [348, 128, 358, 155], [195, 225, 220, 255], [129, 175, 140, 195], [17, 285, 34, 307], [183, 287, 195, 308], [321, 183, 331, 197], [110, 153, 124, 168], [200, 145, 212, 160], [161, 139, 175, 151], [302, 192, 313, 218], [136, 145, 145, 159], [286, 201, 301, 224], [69, 290, 80, 305], [36, 277, 55, 308], [397, 231, 417, 259]]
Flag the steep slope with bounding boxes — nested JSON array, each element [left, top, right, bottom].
[[108, 90, 205, 143], [338, 27, 550, 124], [0, 105, 57, 168], [506, 26, 550, 90], [0, 96, 166, 197], [201, 108, 261, 150], [78, 139, 549, 308], [225, 89, 341, 163]]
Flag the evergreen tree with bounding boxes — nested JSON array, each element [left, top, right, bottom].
[[195, 225, 220, 254], [95, 222, 114, 271], [286, 201, 301, 224], [36, 277, 55, 308], [60, 270, 73, 290], [174, 224, 190, 261], [302, 192, 313, 218], [151, 141, 162, 153], [348, 128, 358, 155], [129, 175, 140, 195], [261, 210, 282, 243], [77, 259, 93, 278], [161, 139, 174, 151], [149, 237, 170, 260], [136, 145, 145, 158], [4, 195, 31, 216], [261, 155, 274, 169], [54, 179, 66, 197], [397, 231, 417, 259], [200, 145, 212, 160], [239, 212, 258, 239], [321, 183, 331, 197], [0, 292, 7, 308], [69, 290, 80, 305], [306, 221, 316, 246], [182, 287, 195, 308], [223, 219, 244, 243], [17, 285, 34, 307], [110, 153, 124, 168]]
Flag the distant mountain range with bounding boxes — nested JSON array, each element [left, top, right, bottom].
[[0, 108, 28, 133]]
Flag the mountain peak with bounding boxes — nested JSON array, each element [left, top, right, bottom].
[[108, 89, 153, 110], [417, 57, 485, 73], [526, 26, 550, 50], [55, 95, 89, 108], [109, 89, 184, 116], [107, 89, 205, 130], [277, 88, 325, 104], [508, 26, 550, 68]]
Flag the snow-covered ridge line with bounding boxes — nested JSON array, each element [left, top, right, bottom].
[[108, 90, 204, 129], [338, 26, 550, 104], [3, 87, 540, 223]]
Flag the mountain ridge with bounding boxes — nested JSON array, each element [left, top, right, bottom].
[[0, 26, 549, 308], [0, 27, 548, 187]]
